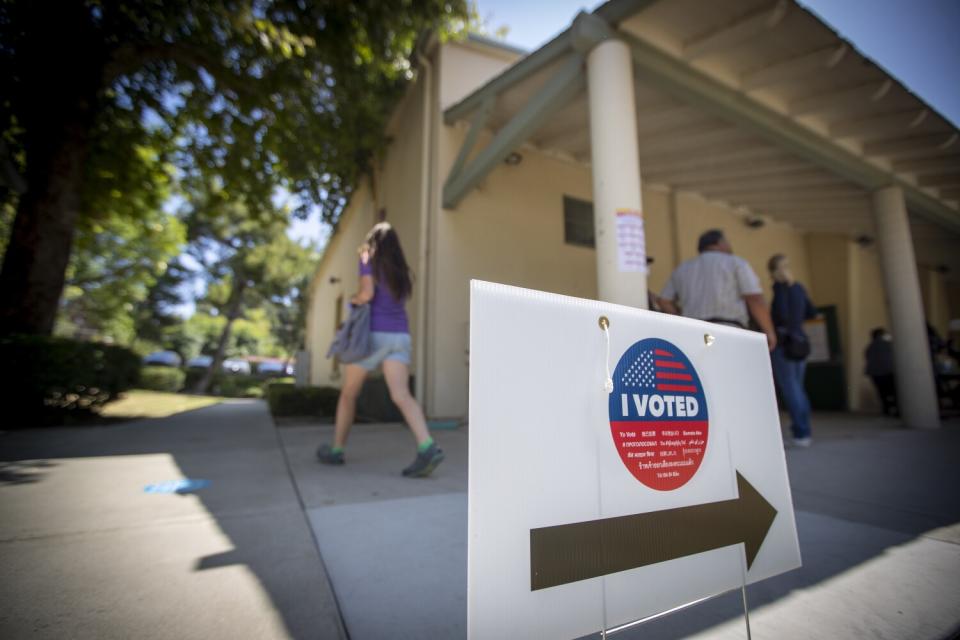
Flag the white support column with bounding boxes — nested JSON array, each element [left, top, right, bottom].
[[845, 240, 863, 411], [871, 186, 940, 428], [586, 38, 648, 308]]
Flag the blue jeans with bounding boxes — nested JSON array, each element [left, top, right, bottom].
[[771, 347, 811, 439]]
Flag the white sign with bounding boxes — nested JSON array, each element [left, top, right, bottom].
[[615, 209, 647, 273], [468, 281, 800, 639]]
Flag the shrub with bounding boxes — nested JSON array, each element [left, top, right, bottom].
[[1, 334, 141, 425], [182, 367, 210, 393], [214, 373, 264, 398], [183, 367, 267, 398], [139, 366, 186, 393], [266, 383, 340, 417], [356, 374, 407, 422]]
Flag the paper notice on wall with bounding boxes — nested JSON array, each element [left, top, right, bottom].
[[615, 209, 647, 273], [805, 317, 830, 363]]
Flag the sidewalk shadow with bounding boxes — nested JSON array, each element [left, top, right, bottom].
[[0, 459, 58, 485], [0, 401, 343, 640]]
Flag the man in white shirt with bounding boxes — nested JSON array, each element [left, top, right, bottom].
[[659, 229, 777, 351]]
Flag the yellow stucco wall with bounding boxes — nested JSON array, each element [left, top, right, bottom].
[[920, 267, 951, 339], [853, 246, 891, 410], [805, 236, 893, 411], [438, 40, 519, 110], [806, 235, 857, 408], [429, 137, 598, 416], [948, 284, 960, 333], [668, 192, 812, 293]]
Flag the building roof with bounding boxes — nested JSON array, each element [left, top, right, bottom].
[[443, 0, 960, 275]]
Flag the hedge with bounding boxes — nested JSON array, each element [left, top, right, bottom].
[[1, 334, 140, 425], [265, 376, 420, 421], [182, 368, 268, 398], [266, 383, 340, 417], [214, 374, 265, 398], [139, 366, 186, 393]]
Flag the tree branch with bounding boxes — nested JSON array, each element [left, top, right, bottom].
[[104, 42, 257, 99], [0, 140, 27, 195]]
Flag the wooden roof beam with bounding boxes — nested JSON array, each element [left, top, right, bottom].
[[745, 206, 871, 217], [733, 197, 869, 210], [642, 145, 785, 174], [748, 209, 871, 220], [917, 173, 960, 188], [682, 0, 789, 61], [829, 109, 928, 138], [651, 165, 829, 187], [780, 222, 874, 234], [863, 132, 958, 157], [638, 125, 746, 156], [716, 190, 865, 203], [740, 44, 848, 91], [699, 183, 858, 198], [648, 164, 829, 188], [635, 104, 705, 134], [893, 155, 960, 175], [788, 80, 893, 117]]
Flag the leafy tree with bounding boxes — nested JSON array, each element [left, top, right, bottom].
[[177, 306, 278, 361], [55, 146, 186, 345], [132, 257, 193, 353], [183, 189, 319, 392], [268, 270, 312, 361], [0, 0, 470, 335], [0, 198, 14, 258], [231, 307, 281, 357]]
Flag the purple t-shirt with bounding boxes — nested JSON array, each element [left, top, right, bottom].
[[359, 259, 409, 333]]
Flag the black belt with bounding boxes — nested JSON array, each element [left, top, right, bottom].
[[705, 317, 745, 328]]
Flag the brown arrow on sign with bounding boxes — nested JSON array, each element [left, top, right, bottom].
[[530, 471, 777, 591]]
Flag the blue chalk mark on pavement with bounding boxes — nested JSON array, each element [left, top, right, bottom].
[[144, 479, 211, 494]]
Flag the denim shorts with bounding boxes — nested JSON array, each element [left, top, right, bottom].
[[352, 332, 412, 371]]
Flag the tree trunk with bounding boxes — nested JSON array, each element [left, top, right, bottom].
[[0, 3, 103, 336], [194, 279, 247, 394], [0, 126, 92, 335]]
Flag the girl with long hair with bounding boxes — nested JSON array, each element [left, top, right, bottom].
[[317, 222, 444, 477]]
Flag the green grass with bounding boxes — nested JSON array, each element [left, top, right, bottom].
[[100, 390, 224, 421]]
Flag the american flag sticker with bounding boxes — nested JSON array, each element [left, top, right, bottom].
[[608, 338, 709, 491]]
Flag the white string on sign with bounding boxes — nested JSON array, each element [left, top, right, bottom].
[[601, 316, 613, 393]]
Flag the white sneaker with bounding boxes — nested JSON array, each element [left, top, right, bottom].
[[790, 437, 812, 448]]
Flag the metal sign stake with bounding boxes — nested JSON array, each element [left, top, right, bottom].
[[741, 584, 753, 640], [598, 585, 754, 637]]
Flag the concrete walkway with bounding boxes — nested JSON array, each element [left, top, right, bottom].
[[0, 400, 346, 640], [279, 414, 960, 640], [3, 402, 959, 639]]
